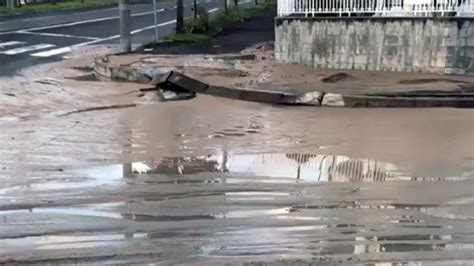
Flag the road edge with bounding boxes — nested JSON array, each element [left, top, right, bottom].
[[93, 55, 474, 108]]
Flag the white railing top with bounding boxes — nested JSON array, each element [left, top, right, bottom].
[[277, 0, 474, 17]]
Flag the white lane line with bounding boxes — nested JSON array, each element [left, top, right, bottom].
[[134, 8, 165, 16], [31, 47, 72, 57], [73, 34, 120, 47], [130, 19, 176, 35], [0, 8, 166, 35], [16, 31, 100, 41], [76, 8, 220, 47], [0, 43, 56, 55], [28, 6, 223, 58], [74, 19, 177, 47], [0, 41, 26, 49]]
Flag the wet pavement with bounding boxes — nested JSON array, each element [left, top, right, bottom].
[[1, 87, 474, 264]]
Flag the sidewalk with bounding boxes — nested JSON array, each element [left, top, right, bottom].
[[94, 5, 474, 107]]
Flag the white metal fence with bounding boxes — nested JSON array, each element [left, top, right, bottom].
[[277, 0, 474, 16]]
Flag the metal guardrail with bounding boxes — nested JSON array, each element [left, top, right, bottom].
[[277, 0, 474, 16]]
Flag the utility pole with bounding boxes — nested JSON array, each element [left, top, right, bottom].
[[176, 0, 184, 34], [7, 0, 15, 9], [152, 0, 159, 42], [119, 0, 131, 53]]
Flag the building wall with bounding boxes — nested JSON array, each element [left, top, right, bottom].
[[275, 17, 474, 75]]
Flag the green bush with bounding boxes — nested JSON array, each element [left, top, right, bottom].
[[184, 6, 212, 34]]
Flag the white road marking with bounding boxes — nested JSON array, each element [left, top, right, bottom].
[[74, 19, 178, 47], [16, 31, 100, 41], [0, 8, 166, 35], [73, 34, 120, 47], [31, 47, 72, 57], [130, 20, 177, 35], [0, 41, 25, 49], [133, 8, 165, 16], [0, 43, 55, 55], [3, 4, 224, 58]]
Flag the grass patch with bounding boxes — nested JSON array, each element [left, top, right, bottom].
[[0, 0, 147, 16], [244, 0, 275, 12], [163, 33, 209, 43]]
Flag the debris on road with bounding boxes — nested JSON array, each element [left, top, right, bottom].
[[35, 78, 63, 86], [92, 43, 474, 108]]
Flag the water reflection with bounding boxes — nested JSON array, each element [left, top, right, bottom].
[[124, 152, 417, 182]]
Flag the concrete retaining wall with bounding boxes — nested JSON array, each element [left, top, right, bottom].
[[275, 17, 474, 75]]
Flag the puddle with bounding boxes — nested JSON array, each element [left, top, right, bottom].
[[103, 152, 423, 182], [1, 151, 471, 263], [0, 233, 148, 251], [71, 151, 461, 182]]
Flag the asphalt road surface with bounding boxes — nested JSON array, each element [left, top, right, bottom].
[[0, 0, 252, 77]]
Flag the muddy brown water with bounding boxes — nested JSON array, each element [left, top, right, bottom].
[[0, 95, 473, 264]]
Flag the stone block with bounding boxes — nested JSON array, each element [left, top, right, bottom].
[[276, 18, 472, 76], [468, 37, 474, 46], [446, 47, 456, 57], [385, 36, 399, 46], [166, 71, 209, 93], [444, 67, 465, 75], [459, 27, 470, 37], [295, 91, 323, 106], [321, 93, 345, 107], [456, 38, 467, 47]]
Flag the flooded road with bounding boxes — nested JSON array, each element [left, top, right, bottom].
[[0, 94, 473, 264]]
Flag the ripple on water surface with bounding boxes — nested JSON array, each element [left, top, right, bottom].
[[0, 152, 473, 264]]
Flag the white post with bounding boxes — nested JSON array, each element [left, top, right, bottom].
[[152, 0, 159, 43]]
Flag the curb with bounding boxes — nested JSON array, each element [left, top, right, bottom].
[[93, 55, 474, 108]]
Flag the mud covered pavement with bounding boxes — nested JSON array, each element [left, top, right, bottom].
[[1, 54, 474, 264]]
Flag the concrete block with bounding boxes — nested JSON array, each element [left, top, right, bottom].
[[239, 89, 286, 104], [206, 86, 243, 99], [111, 67, 129, 81], [342, 95, 368, 107], [295, 91, 323, 106], [365, 96, 416, 108], [321, 93, 345, 107], [149, 71, 172, 85], [166, 71, 209, 93], [280, 93, 298, 104]]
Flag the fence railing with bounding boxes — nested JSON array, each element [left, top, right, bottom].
[[277, 0, 474, 16]]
